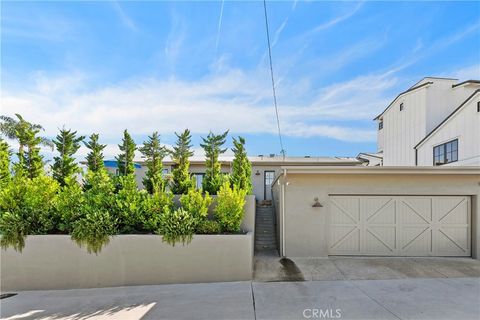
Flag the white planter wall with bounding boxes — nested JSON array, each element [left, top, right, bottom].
[[1, 233, 253, 291]]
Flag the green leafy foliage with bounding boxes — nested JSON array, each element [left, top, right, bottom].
[[230, 136, 253, 194], [201, 130, 228, 195], [196, 219, 222, 234], [84, 133, 106, 172], [52, 128, 84, 186], [157, 207, 196, 245], [0, 138, 11, 183], [1, 114, 53, 179], [116, 130, 136, 176], [142, 187, 174, 232], [0, 175, 59, 251], [71, 210, 116, 254], [71, 169, 116, 253], [55, 180, 85, 233], [170, 129, 194, 194], [214, 181, 247, 233], [139, 132, 168, 194], [180, 188, 212, 222], [113, 174, 147, 233]]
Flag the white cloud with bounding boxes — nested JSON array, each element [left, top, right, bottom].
[[112, 1, 138, 32], [1, 67, 398, 147], [446, 64, 480, 81]]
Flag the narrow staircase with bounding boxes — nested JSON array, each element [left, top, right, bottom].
[[255, 205, 277, 252]]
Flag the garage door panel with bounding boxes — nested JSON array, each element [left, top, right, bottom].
[[365, 198, 395, 224], [435, 197, 468, 224], [366, 227, 396, 254], [330, 198, 360, 224], [330, 227, 360, 253], [401, 227, 432, 255], [329, 196, 470, 257], [437, 227, 469, 255], [398, 198, 432, 224]]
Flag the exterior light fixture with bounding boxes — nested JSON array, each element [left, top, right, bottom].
[[255, 170, 261, 176], [312, 197, 323, 208]]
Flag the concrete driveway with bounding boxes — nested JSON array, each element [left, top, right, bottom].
[[254, 253, 480, 282], [1, 278, 479, 320]]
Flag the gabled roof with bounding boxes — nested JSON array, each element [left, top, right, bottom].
[[409, 77, 457, 89], [414, 89, 480, 149], [452, 80, 480, 88], [374, 81, 433, 120]]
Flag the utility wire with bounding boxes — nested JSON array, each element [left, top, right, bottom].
[[263, 0, 286, 157]]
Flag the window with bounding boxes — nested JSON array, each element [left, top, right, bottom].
[[192, 173, 204, 190], [477, 101, 480, 112], [378, 121, 383, 130], [400, 102, 404, 111], [162, 168, 169, 176], [433, 139, 458, 166]]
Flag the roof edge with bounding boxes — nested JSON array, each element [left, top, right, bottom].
[[279, 166, 480, 175], [414, 89, 480, 149], [374, 81, 433, 120], [452, 80, 480, 88]]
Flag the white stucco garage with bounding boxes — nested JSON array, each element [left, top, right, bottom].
[[272, 167, 480, 259]]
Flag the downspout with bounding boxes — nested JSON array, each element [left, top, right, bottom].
[[281, 168, 287, 257]]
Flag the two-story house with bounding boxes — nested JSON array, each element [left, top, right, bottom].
[[365, 77, 479, 166]]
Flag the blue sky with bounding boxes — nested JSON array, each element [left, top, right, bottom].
[[1, 1, 479, 160]]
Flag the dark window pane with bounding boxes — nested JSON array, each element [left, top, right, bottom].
[[446, 143, 452, 152], [452, 151, 458, 162], [452, 140, 458, 151]]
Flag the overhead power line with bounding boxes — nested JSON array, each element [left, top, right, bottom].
[[263, 0, 286, 157]]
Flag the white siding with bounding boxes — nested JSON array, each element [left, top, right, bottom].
[[417, 94, 480, 166], [382, 87, 427, 166]]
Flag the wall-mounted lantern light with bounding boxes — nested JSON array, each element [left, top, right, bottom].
[[312, 197, 323, 208], [255, 170, 261, 176]]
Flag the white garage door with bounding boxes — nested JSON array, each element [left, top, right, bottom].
[[329, 196, 471, 256]]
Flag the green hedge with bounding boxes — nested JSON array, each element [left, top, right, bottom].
[[0, 170, 246, 253]]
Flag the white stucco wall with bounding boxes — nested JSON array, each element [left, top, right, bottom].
[[274, 169, 480, 259]]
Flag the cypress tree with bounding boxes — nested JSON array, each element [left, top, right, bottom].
[[230, 136, 252, 194], [116, 130, 136, 176], [139, 132, 168, 193], [201, 130, 228, 195], [171, 129, 194, 194], [52, 128, 85, 186], [0, 138, 11, 182], [84, 133, 106, 172]]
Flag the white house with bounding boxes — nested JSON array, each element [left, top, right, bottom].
[[368, 77, 480, 166], [103, 155, 361, 202]]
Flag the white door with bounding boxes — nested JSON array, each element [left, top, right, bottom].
[[329, 196, 471, 256], [264, 171, 275, 201]]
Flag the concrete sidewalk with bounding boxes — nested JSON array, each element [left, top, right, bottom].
[[1, 277, 479, 320]]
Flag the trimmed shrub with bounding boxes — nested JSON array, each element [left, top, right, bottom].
[[157, 207, 196, 245], [71, 210, 116, 254], [113, 174, 148, 233], [214, 181, 247, 233], [55, 179, 85, 233], [70, 169, 116, 253], [0, 175, 59, 251], [196, 219, 222, 234], [142, 188, 174, 232], [180, 188, 212, 222]]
